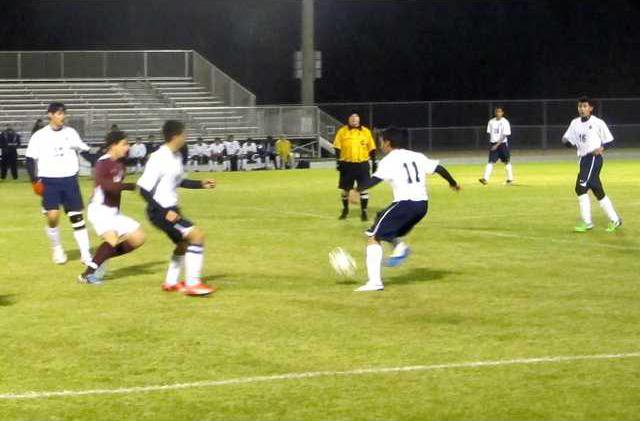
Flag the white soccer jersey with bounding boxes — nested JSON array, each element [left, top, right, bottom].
[[136, 145, 185, 208], [226, 140, 240, 155], [25, 125, 90, 178], [129, 143, 147, 159], [372, 149, 440, 202], [563, 115, 614, 157], [197, 143, 208, 156], [487, 118, 511, 143], [209, 143, 224, 155]]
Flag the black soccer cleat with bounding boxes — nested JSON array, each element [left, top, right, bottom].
[[478, 178, 488, 185], [361, 211, 368, 222], [339, 210, 349, 220]]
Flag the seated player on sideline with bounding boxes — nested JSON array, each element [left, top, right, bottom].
[[354, 127, 461, 292], [79, 131, 146, 284], [137, 120, 217, 297], [562, 96, 622, 232]]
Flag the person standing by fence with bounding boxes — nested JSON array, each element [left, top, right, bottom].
[[0, 124, 21, 180]]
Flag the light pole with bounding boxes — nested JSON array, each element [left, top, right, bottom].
[[301, 0, 315, 105]]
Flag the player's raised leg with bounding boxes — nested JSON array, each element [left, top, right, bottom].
[[79, 227, 145, 284]]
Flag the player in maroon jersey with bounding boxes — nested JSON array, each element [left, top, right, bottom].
[[78, 131, 146, 284]]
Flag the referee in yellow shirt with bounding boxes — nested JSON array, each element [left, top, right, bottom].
[[333, 111, 377, 221]]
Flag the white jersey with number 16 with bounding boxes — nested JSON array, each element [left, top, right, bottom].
[[372, 149, 439, 202]]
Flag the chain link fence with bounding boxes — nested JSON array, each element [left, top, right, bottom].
[[319, 100, 640, 151]]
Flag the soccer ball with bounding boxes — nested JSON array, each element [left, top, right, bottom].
[[329, 247, 357, 278]]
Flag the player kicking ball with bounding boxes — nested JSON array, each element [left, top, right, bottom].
[[479, 106, 514, 185], [25, 102, 94, 266], [79, 131, 146, 284], [137, 120, 216, 296], [354, 127, 461, 292], [562, 96, 622, 233]]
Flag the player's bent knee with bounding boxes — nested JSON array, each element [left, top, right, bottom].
[[68, 211, 86, 230], [575, 185, 588, 196], [128, 229, 146, 248], [187, 227, 205, 244], [102, 232, 119, 247]]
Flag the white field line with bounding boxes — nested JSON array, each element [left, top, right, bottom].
[[1, 352, 639, 400], [445, 228, 640, 251]]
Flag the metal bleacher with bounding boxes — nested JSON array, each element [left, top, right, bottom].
[[0, 51, 341, 158], [0, 78, 258, 144]]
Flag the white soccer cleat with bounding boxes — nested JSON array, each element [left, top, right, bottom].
[[52, 246, 68, 265], [354, 283, 384, 292]]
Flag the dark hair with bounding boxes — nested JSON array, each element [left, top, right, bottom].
[[162, 120, 185, 142], [578, 95, 593, 106], [47, 102, 66, 113], [495, 105, 504, 111], [104, 130, 127, 149], [381, 127, 408, 148]]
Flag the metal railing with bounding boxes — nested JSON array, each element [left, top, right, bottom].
[[11, 106, 339, 149], [0, 50, 191, 80], [319, 99, 640, 151], [192, 51, 255, 108]]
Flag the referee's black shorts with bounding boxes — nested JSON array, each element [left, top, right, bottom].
[[338, 161, 370, 190]]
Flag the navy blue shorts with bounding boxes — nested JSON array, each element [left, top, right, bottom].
[[488, 143, 511, 163], [147, 206, 195, 244], [577, 154, 603, 188], [41, 176, 84, 212], [366, 200, 428, 242]]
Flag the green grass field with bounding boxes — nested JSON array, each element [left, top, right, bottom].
[[1, 158, 639, 420]]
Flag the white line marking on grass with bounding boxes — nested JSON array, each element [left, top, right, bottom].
[[2, 352, 639, 400], [446, 228, 640, 251]]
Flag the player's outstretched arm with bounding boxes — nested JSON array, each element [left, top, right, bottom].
[[434, 165, 461, 191], [356, 176, 383, 192]]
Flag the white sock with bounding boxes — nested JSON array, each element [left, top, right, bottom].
[[185, 245, 204, 287], [483, 163, 494, 181], [366, 244, 383, 287], [45, 226, 61, 248], [73, 228, 92, 261], [578, 194, 592, 225], [165, 254, 185, 286], [505, 163, 514, 181], [599, 196, 620, 222], [391, 241, 408, 257]]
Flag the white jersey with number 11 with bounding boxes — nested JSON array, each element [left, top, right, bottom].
[[372, 149, 439, 202]]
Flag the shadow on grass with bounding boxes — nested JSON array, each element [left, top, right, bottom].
[[201, 274, 231, 283], [337, 267, 457, 286], [107, 260, 167, 279], [387, 267, 456, 285], [0, 294, 16, 307]]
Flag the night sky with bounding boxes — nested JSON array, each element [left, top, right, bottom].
[[1, 0, 639, 103]]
